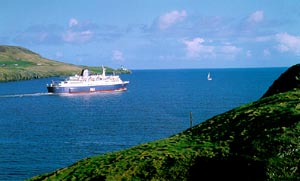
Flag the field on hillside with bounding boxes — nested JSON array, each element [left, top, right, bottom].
[[0, 45, 130, 82]]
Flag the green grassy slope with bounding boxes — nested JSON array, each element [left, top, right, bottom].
[[0, 45, 131, 82], [28, 89, 300, 179], [0, 45, 83, 81]]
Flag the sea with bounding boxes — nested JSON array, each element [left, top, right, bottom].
[[0, 67, 287, 181]]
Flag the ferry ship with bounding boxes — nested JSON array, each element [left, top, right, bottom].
[[47, 66, 129, 94]]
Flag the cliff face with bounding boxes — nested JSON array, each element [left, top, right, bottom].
[[28, 64, 300, 181], [261, 64, 300, 98]]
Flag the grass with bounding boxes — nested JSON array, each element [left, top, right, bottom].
[[28, 89, 300, 180], [0, 45, 131, 82]]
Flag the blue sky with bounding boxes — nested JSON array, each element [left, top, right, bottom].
[[1, 0, 300, 69]]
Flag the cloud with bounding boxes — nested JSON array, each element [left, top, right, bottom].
[[237, 10, 265, 36], [62, 18, 95, 43], [13, 19, 97, 45], [97, 25, 124, 42], [220, 45, 241, 54], [246, 50, 252, 57], [13, 24, 63, 45], [112, 50, 124, 61], [55, 51, 64, 58], [69, 18, 79, 27], [182, 37, 243, 60], [158, 10, 187, 30], [62, 30, 93, 43], [182, 37, 214, 58], [219, 44, 241, 59], [254, 35, 273, 42], [248, 10, 264, 23], [275, 33, 300, 55]]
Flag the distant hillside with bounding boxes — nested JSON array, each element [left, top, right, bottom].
[[0, 45, 131, 82], [28, 65, 300, 180], [0, 45, 82, 81]]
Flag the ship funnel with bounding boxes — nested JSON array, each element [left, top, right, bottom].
[[81, 69, 89, 77]]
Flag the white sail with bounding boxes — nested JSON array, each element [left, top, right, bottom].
[[207, 72, 212, 80]]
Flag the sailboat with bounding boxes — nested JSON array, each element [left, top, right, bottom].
[[207, 72, 212, 80]]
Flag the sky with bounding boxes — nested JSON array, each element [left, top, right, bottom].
[[1, 0, 300, 69]]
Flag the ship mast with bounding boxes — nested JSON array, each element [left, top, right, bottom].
[[102, 66, 106, 77]]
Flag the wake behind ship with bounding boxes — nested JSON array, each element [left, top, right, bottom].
[[47, 67, 129, 94]]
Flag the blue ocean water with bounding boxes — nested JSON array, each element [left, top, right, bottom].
[[0, 67, 287, 180]]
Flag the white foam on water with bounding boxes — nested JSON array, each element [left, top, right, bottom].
[[0, 92, 52, 98]]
